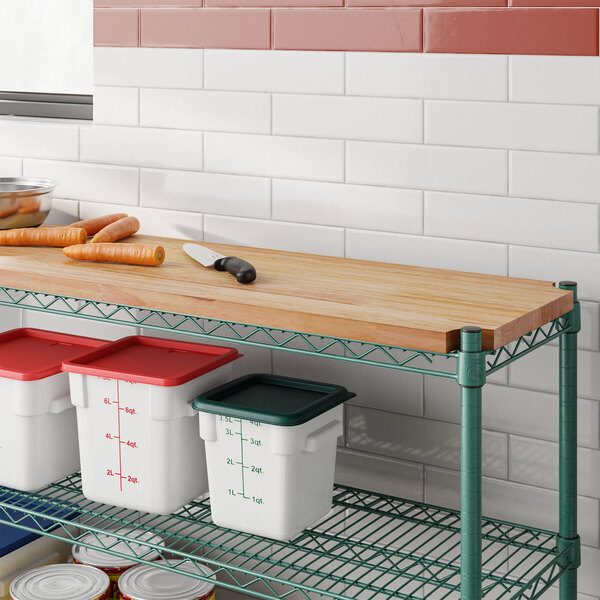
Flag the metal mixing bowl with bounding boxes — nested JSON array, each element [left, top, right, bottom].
[[0, 177, 58, 230]]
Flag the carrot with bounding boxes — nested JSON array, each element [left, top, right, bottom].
[[69, 213, 128, 236], [17, 199, 41, 214], [18, 197, 41, 213], [0, 206, 18, 218], [0, 227, 86, 247], [91, 216, 140, 244], [63, 243, 165, 266]]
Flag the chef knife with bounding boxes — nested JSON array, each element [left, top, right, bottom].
[[183, 243, 256, 284]]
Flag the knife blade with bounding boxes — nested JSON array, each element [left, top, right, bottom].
[[183, 243, 256, 284]]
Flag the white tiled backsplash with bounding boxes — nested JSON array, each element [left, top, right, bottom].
[[1, 48, 599, 599]]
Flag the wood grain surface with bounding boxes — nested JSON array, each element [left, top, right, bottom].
[[0, 234, 573, 353]]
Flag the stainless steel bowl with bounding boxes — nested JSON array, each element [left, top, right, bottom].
[[0, 177, 58, 230]]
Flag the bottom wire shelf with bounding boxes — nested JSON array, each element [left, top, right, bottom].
[[0, 473, 571, 600]]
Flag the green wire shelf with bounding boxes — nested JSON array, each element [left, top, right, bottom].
[[0, 473, 572, 600], [0, 287, 572, 379]]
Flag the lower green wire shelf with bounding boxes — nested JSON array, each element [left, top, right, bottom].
[[0, 473, 571, 600]]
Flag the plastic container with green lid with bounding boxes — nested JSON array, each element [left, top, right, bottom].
[[193, 374, 355, 541]]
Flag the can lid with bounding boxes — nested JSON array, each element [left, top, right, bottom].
[[72, 528, 164, 569], [0, 328, 104, 381], [118, 560, 216, 600], [10, 564, 110, 600], [62, 336, 241, 386], [193, 373, 355, 426]]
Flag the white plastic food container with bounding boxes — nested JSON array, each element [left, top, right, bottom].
[[72, 528, 164, 599], [193, 374, 354, 541], [9, 564, 110, 600], [118, 560, 215, 600], [0, 328, 103, 491], [63, 336, 241, 515]]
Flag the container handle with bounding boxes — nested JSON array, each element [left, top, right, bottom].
[[305, 421, 343, 452], [49, 394, 73, 414]]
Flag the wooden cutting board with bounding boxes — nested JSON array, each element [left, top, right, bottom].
[[0, 234, 573, 353]]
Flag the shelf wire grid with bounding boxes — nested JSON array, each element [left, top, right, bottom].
[[0, 287, 572, 379], [0, 473, 571, 600], [484, 316, 569, 375], [0, 286, 455, 377]]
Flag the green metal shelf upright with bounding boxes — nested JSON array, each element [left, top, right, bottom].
[[0, 282, 581, 600]]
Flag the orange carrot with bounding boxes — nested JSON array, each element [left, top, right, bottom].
[[0, 227, 86, 247], [63, 243, 165, 266], [17, 199, 41, 214], [91, 216, 140, 244], [69, 213, 128, 236], [0, 206, 18, 218]]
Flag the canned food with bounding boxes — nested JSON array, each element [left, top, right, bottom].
[[118, 560, 216, 600], [10, 564, 110, 600], [72, 529, 164, 599]]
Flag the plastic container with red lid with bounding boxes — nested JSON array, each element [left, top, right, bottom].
[[62, 336, 241, 515], [0, 328, 104, 492]]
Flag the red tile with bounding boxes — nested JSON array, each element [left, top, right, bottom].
[[96, 0, 203, 5], [140, 8, 271, 48], [207, 0, 342, 5], [349, 0, 505, 5], [512, 0, 600, 5], [94, 9, 139, 47], [424, 8, 599, 55], [273, 8, 422, 51]]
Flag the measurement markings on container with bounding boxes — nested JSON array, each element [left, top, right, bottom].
[[236, 418, 250, 499], [103, 380, 140, 491], [222, 416, 264, 504]]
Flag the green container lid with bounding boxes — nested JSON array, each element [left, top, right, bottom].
[[192, 373, 355, 426]]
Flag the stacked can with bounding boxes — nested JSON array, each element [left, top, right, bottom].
[[72, 529, 164, 599], [118, 560, 216, 600], [10, 564, 110, 600]]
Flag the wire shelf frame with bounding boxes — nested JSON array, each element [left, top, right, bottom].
[[0, 474, 573, 600], [0, 286, 456, 377], [484, 316, 570, 375]]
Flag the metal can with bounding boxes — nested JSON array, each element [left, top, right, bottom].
[[72, 529, 164, 600], [118, 560, 216, 600], [10, 564, 110, 600]]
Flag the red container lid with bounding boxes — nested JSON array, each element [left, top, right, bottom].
[[62, 336, 241, 387], [0, 328, 105, 381]]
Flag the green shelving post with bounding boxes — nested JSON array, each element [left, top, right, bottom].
[[459, 325, 486, 600], [559, 281, 581, 600]]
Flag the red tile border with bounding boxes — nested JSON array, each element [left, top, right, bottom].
[[140, 8, 271, 48], [96, 1, 203, 5], [424, 7, 599, 54], [274, 8, 422, 51], [511, 0, 600, 5], [94, 8, 140, 46], [349, 0, 505, 5], [94, 3, 600, 55], [207, 0, 342, 5]]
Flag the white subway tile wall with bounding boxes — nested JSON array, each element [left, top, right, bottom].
[[1, 48, 598, 599], [93, 87, 139, 126]]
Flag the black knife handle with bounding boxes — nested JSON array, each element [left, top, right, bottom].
[[214, 256, 257, 284]]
